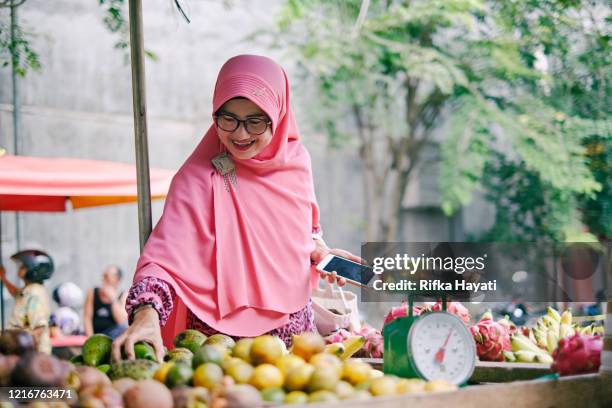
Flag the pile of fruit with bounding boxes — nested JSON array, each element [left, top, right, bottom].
[[0, 329, 458, 407], [1, 302, 602, 406], [469, 307, 603, 375], [144, 330, 456, 406]]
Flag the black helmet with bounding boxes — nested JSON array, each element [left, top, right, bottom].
[[10, 250, 54, 283]]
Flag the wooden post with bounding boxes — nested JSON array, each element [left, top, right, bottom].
[[10, 0, 22, 253], [127, 0, 152, 252]]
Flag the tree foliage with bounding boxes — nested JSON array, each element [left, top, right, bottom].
[[0, 8, 40, 76], [98, 0, 158, 61], [0, 0, 160, 79], [453, 0, 611, 241], [265, 0, 611, 242]]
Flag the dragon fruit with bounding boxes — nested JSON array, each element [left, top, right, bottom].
[[383, 300, 470, 327], [356, 324, 383, 358], [382, 302, 423, 326], [551, 334, 602, 376], [470, 311, 511, 361], [497, 315, 518, 336], [324, 324, 383, 358], [430, 301, 471, 324], [324, 329, 352, 345]]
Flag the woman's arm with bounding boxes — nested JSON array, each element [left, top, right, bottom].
[[0, 266, 20, 298], [113, 277, 174, 363], [83, 288, 94, 336], [125, 277, 174, 326]]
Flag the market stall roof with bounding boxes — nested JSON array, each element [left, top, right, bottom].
[[0, 154, 175, 211]]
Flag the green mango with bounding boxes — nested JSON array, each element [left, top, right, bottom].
[[204, 334, 236, 349], [70, 354, 84, 365], [97, 364, 110, 374], [82, 334, 113, 366], [165, 362, 194, 388], [174, 329, 207, 354], [165, 347, 194, 364], [108, 359, 159, 381], [192, 344, 225, 368], [261, 387, 286, 403], [134, 341, 156, 361]]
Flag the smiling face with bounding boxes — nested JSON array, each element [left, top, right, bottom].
[[215, 98, 273, 160]]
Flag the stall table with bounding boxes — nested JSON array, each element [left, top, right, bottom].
[[280, 373, 611, 408]]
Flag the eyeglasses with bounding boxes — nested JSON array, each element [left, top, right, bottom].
[[214, 113, 272, 135]]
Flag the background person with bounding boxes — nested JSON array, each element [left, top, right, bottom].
[[0, 250, 54, 354], [84, 265, 128, 338]]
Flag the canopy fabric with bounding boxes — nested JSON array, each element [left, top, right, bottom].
[[0, 155, 174, 211]]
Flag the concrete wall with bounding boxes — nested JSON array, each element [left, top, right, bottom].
[[0, 0, 370, 313], [0, 0, 491, 325]]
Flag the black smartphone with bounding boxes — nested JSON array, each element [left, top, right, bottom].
[[316, 254, 375, 287]]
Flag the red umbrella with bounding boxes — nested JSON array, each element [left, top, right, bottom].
[[0, 153, 175, 328], [0, 154, 174, 211]]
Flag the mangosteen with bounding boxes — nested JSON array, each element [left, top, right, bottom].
[[11, 351, 66, 387], [0, 354, 18, 386], [0, 330, 36, 355]]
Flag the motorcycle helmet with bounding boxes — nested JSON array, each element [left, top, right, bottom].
[[50, 307, 81, 335], [10, 249, 54, 283], [52, 282, 84, 308]]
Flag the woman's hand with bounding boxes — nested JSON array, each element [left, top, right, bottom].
[[112, 306, 164, 363], [100, 285, 118, 303], [310, 238, 365, 287]]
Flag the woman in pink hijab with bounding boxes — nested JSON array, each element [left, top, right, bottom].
[[112, 55, 361, 362]]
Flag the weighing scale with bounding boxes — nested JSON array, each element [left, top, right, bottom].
[[383, 295, 476, 385]]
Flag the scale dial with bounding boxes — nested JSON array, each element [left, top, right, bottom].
[[407, 312, 476, 385]]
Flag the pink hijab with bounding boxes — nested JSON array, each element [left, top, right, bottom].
[[134, 55, 320, 346]]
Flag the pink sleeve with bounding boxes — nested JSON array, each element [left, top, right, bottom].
[[126, 277, 175, 327], [311, 225, 323, 289], [311, 199, 322, 235]]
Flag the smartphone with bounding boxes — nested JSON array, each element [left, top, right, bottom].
[[316, 254, 375, 287]]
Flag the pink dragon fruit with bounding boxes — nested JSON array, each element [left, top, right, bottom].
[[382, 301, 423, 326], [324, 329, 351, 344], [496, 315, 518, 336], [430, 301, 471, 324], [324, 324, 384, 358], [551, 334, 602, 376], [469, 311, 511, 362], [356, 324, 383, 358], [384, 301, 471, 327]]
